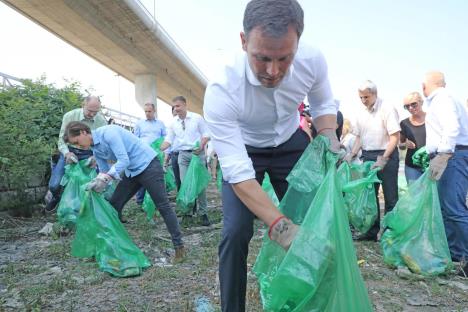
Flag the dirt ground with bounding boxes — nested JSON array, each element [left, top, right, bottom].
[[1, 182, 467, 312]]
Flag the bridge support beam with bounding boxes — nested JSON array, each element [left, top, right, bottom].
[[135, 74, 158, 114]]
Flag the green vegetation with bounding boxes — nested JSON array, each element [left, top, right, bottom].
[[0, 77, 83, 213]]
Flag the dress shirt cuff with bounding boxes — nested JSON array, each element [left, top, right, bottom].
[[106, 166, 121, 180], [219, 154, 256, 184], [437, 139, 456, 153]]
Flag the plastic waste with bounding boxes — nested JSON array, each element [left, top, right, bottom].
[[71, 187, 151, 277], [381, 171, 452, 276], [254, 136, 373, 311], [176, 142, 211, 214], [412, 146, 429, 170], [57, 159, 96, 227], [341, 161, 381, 234]]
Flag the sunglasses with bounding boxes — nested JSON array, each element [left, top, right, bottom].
[[404, 102, 418, 110]]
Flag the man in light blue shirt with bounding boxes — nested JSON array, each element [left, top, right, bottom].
[[63, 121, 185, 260], [133, 102, 167, 204]]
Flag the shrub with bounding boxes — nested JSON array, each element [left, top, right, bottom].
[[0, 76, 83, 212]]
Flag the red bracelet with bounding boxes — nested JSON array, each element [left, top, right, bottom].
[[317, 127, 334, 135], [268, 215, 287, 239]]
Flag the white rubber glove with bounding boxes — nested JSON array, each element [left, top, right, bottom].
[[371, 155, 389, 170], [86, 173, 112, 193], [429, 153, 452, 180], [65, 152, 78, 164]]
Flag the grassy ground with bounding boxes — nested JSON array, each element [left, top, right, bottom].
[[1, 182, 467, 311]]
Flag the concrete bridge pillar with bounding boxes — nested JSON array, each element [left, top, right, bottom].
[[135, 74, 158, 115]]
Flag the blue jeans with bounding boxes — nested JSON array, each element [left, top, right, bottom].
[[437, 148, 468, 262], [218, 129, 309, 312], [404, 165, 424, 185], [48, 146, 93, 197]]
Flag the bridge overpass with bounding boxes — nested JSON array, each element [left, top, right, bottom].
[[2, 0, 207, 114]]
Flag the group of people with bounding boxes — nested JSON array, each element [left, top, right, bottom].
[[42, 0, 467, 311], [46, 94, 213, 261]]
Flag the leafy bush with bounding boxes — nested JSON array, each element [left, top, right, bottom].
[[0, 76, 83, 212]]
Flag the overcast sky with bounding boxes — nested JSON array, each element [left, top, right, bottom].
[[1, 0, 467, 125]]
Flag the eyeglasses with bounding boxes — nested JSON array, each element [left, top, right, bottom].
[[404, 102, 418, 110]]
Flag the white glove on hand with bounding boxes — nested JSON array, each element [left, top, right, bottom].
[[269, 216, 299, 250], [85, 156, 96, 168], [371, 155, 389, 170], [65, 152, 78, 164], [86, 173, 112, 193], [429, 153, 452, 180], [319, 128, 342, 154], [343, 153, 356, 164]]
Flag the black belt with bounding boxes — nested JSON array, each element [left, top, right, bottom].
[[456, 145, 468, 150], [180, 149, 193, 152], [362, 149, 385, 153]]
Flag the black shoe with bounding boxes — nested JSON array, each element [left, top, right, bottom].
[[44, 197, 60, 213], [200, 214, 211, 227], [353, 233, 378, 242], [457, 263, 468, 278]]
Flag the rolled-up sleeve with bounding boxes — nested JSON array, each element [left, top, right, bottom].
[[204, 84, 255, 184], [435, 96, 460, 152], [307, 50, 337, 119], [165, 123, 175, 146], [384, 106, 401, 135], [102, 128, 130, 179], [198, 115, 210, 139]]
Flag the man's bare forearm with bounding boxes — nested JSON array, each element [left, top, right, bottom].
[[232, 179, 282, 226]]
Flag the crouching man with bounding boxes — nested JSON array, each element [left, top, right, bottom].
[[63, 121, 185, 260]]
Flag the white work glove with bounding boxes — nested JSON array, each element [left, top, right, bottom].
[[85, 156, 96, 168], [86, 173, 112, 193], [371, 155, 389, 170], [405, 140, 416, 150], [319, 128, 344, 155], [192, 146, 202, 155], [65, 152, 78, 164], [343, 153, 356, 164], [429, 153, 452, 181], [269, 216, 299, 250]]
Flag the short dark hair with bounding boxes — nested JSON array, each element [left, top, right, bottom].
[[144, 102, 155, 110], [63, 121, 91, 143], [172, 95, 187, 104], [243, 0, 304, 39]]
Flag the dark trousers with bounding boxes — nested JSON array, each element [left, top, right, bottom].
[[438, 148, 468, 262], [219, 129, 309, 312], [361, 149, 399, 238], [109, 158, 183, 248], [171, 152, 182, 191]]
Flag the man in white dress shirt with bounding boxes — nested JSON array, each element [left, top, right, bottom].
[[422, 71, 468, 276], [203, 0, 341, 310], [345, 80, 400, 242], [161, 96, 211, 226]]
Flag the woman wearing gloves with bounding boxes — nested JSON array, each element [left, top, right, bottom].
[[63, 121, 185, 260]]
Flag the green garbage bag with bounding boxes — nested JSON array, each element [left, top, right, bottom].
[[150, 137, 166, 164], [141, 190, 161, 221], [57, 160, 96, 227], [412, 146, 429, 170], [381, 171, 452, 275], [176, 143, 211, 214], [398, 175, 408, 195], [277, 137, 330, 225], [165, 166, 177, 192], [216, 166, 223, 193], [254, 136, 373, 312], [341, 162, 381, 234], [71, 188, 151, 277], [262, 172, 279, 207]]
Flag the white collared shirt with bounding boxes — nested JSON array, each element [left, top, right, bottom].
[[424, 87, 468, 153], [204, 43, 336, 183], [353, 98, 400, 151], [165, 111, 210, 151]]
